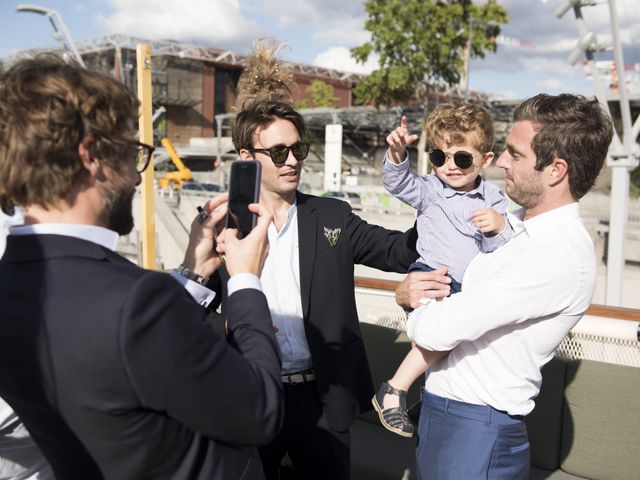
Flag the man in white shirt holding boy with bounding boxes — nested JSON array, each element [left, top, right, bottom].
[[396, 93, 614, 479]]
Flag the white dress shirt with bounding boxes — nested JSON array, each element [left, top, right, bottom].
[[0, 208, 23, 259], [407, 203, 596, 415], [260, 203, 312, 374]]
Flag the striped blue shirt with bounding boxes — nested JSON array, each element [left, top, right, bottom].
[[383, 156, 512, 283]]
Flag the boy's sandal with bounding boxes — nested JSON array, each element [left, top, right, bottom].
[[371, 381, 414, 438]]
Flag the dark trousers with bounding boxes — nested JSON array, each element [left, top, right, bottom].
[[259, 381, 350, 480], [408, 261, 462, 294], [416, 389, 530, 480]]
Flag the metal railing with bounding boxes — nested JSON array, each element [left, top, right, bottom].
[[354, 277, 640, 368]]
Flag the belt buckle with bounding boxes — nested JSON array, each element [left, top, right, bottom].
[[289, 374, 301, 385], [282, 373, 300, 385]]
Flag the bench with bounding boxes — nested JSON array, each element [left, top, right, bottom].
[[353, 322, 640, 480]]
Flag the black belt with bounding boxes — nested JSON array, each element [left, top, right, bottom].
[[282, 369, 315, 384]]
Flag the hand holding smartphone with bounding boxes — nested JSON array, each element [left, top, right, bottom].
[[226, 160, 261, 238]]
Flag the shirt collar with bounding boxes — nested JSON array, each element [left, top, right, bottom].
[[268, 201, 298, 237], [9, 223, 119, 251], [436, 174, 485, 199], [510, 203, 581, 238]]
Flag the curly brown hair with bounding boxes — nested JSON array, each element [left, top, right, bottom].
[[0, 55, 139, 214], [426, 102, 495, 154], [513, 93, 614, 200]]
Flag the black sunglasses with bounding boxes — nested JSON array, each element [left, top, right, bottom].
[[133, 141, 155, 173], [428, 149, 476, 170], [250, 141, 310, 166]]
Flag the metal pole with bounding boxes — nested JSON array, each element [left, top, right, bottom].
[[604, 0, 637, 306], [15, 5, 85, 67], [461, 16, 472, 95], [572, 6, 618, 140], [215, 114, 223, 167], [52, 10, 85, 67]]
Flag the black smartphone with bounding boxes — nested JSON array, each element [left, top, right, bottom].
[[226, 160, 261, 238]]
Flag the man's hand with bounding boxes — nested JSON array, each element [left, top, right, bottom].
[[471, 208, 505, 236], [216, 203, 271, 277], [181, 193, 229, 278], [395, 268, 451, 311], [386, 115, 419, 164]]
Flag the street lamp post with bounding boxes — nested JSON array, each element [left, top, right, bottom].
[[16, 4, 85, 67], [604, 0, 640, 306], [556, 0, 640, 306]]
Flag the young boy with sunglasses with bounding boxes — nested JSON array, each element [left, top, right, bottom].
[[373, 102, 513, 437]]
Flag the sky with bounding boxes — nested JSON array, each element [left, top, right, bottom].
[[1, 0, 639, 101]]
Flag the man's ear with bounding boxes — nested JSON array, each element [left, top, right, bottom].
[[238, 149, 253, 160], [78, 136, 99, 174], [480, 151, 494, 170], [549, 157, 569, 186]]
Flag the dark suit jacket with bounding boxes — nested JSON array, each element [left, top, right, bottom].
[[221, 192, 418, 432], [0, 234, 283, 480]]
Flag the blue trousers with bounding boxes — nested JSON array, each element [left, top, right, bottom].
[[416, 389, 530, 480], [408, 262, 462, 295]]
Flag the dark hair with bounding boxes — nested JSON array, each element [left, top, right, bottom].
[[426, 102, 495, 154], [0, 55, 139, 214], [513, 93, 614, 200], [232, 100, 307, 152]]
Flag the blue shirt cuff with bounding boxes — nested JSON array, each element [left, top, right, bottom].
[[383, 150, 410, 169]]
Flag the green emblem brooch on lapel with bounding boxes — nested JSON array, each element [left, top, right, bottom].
[[323, 227, 341, 247]]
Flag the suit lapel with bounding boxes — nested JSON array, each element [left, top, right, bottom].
[[296, 192, 316, 319]]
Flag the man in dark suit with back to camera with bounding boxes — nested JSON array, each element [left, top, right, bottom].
[[227, 100, 447, 479], [0, 56, 283, 480]]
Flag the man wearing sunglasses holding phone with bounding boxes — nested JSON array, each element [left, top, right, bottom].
[[395, 94, 613, 479], [229, 100, 425, 480], [374, 103, 512, 437]]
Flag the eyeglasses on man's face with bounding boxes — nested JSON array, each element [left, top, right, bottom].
[[250, 141, 310, 167], [428, 148, 479, 170], [132, 141, 155, 173]]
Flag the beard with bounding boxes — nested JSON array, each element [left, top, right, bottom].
[[506, 171, 545, 210], [98, 183, 136, 235]]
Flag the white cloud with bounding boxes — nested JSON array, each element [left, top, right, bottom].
[[537, 78, 566, 92], [97, 0, 260, 47], [313, 46, 379, 74], [253, 0, 365, 27], [492, 90, 519, 100], [313, 17, 370, 46]]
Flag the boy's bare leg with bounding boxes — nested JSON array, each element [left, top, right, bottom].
[[383, 346, 446, 409]]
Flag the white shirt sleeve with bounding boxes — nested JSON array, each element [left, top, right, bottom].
[[170, 271, 217, 307], [228, 273, 263, 296], [407, 241, 583, 350]]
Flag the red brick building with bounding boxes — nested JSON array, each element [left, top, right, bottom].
[[71, 35, 363, 147]]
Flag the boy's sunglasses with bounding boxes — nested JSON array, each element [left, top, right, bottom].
[[250, 141, 310, 166], [428, 149, 476, 170]]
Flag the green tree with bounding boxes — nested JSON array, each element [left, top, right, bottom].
[[351, 0, 508, 107], [295, 99, 310, 109], [307, 80, 339, 108]]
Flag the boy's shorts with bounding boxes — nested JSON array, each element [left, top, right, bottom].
[[408, 261, 462, 295]]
